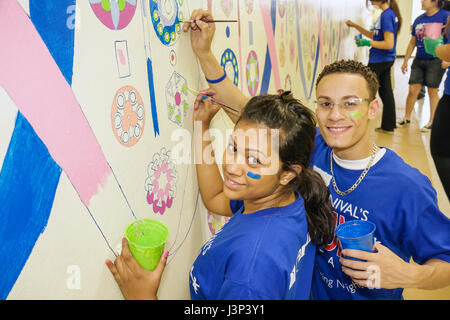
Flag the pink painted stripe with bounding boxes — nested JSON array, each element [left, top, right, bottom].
[[237, 0, 243, 92], [0, 0, 111, 206], [259, 1, 281, 91]]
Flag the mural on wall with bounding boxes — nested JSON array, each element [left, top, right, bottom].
[[0, 0, 367, 299], [145, 148, 178, 215], [89, 0, 138, 30], [111, 86, 146, 147]]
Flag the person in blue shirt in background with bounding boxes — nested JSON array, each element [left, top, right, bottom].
[[345, 0, 402, 134], [106, 91, 335, 300], [424, 10, 450, 201], [398, 0, 450, 131], [176, 9, 450, 300]]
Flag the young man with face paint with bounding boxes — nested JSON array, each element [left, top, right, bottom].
[[311, 60, 450, 299], [182, 10, 450, 300]]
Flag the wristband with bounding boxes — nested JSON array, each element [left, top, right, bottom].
[[205, 69, 227, 84]]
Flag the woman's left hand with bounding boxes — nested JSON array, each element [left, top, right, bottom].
[[340, 242, 414, 290], [106, 237, 168, 300], [193, 89, 221, 124]]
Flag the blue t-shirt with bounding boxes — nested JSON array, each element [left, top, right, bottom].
[[189, 194, 316, 300], [444, 69, 450, 95], [444, 36, 450, 95], [370, 8, 399, 63], [310, 132, 450, 300], [412, 9, 450, 59]]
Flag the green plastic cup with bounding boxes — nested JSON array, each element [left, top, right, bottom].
[[125, 219, 169, 271]]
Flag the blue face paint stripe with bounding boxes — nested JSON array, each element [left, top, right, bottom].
[[247, 171, 261, 180], [0, 113, 62, 299]]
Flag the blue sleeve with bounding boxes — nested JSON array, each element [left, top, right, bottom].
[[403, 178, 450, 264], [229, 199, 244, 214], [443, 9, 450, 23], [217, 279, 273, 300], [411, 18, 418, 37], [381, 12, 395, 34], [314, 127, 323, 148]]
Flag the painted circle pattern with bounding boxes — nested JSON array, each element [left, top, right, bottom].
[[89, 0, 137, 30], [111, 86, 145, 147], [150, 0, 183, 46], [246, 50, 259, 96], [221, 48, 239, 87]]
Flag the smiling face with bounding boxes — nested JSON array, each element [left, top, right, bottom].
[[221, 120, 295, 206], [315, 73, 379, 160]]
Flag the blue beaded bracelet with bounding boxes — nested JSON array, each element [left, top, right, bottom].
[[205, 69, 227, 84]]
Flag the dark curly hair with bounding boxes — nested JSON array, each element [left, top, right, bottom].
[[236, 92, 335, 246], [316, 59, 380, 100]]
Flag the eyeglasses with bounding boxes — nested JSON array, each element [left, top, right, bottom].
[[314, 97, 373, 112]]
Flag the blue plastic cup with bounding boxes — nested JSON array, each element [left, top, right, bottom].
[[335, 220, 376, 260], [354, 34, 362, 41]]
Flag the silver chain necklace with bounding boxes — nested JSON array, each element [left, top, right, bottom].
[[330, 143, 378, 196]]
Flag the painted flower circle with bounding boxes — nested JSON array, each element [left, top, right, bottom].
[[166, 71, 189, 126], [220, 0, 233, 17], [207, 210, 230, 236], [246, 50, 259, 96], [89, 0, 137, 30], [145, 148, 177, 215], [111, 86, 145, 147], [221, 48, 239, 87], [150, 0, 183, 46]]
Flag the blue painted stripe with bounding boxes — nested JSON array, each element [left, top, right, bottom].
[[295, 1, 308, 98], [295, 0, 321, 100], [30, 0, 76, 85], [260, 50, 272, 94], [147, 58, 160, 136], [0, 113, 62, 299], [0, 0, 75, 299], [260, 0, 277, 94]]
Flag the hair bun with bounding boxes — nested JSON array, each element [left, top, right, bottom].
[[279, 90, 293, 102]]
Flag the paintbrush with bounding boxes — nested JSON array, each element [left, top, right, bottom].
[[185, 86, 240, 114], [182, 19, 238, 24]]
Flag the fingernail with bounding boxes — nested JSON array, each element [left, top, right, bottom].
[[122, 237, 126, 242], [194, 103, 198, 110], [105, 260, 111, 266], [164, 251, 169, 258]]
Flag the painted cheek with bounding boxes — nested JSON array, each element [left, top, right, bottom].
[[247, 171, 261, 180]]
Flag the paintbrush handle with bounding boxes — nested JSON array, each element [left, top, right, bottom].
[[208, 97, 240, 114], [185, 85, 239, 114], [183, 19, 238, 23]]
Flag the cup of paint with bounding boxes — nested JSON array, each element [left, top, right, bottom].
[[125, 218, 169, 271], [354, 34, 362, 41], [335, 220, 376, 258]]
